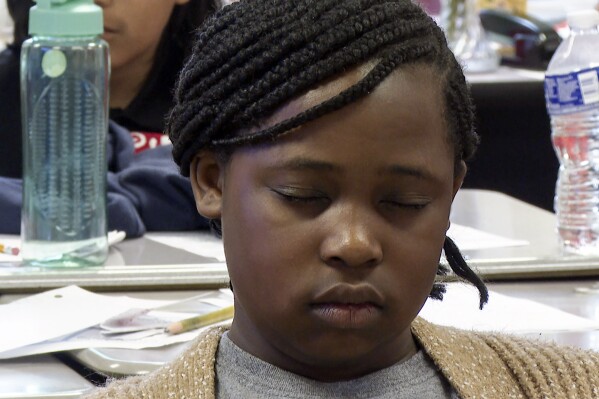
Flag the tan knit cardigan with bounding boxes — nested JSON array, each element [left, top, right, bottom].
[[83, 318, 599, 398]]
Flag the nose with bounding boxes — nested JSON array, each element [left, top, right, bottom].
[[93, 0, 111, 7], [319, 206, 383, 269]]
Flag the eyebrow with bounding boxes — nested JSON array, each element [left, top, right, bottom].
[[270, 158, 436, 181], [379, 165, 436, 181], [271, 158, 339, 172]]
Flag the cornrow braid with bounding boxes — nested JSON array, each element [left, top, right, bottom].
[[210, 42, 433, 147], [443, 236, 489, 309], [168, 0, 458, 170], [167, 0, 485, 305]]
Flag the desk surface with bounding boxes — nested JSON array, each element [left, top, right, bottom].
[[452, 189, 599, 279], [466, 66, 544, 85], [489, 279, 599, 351], [0, 354, 93, 398], [0, 233, 228, 293]]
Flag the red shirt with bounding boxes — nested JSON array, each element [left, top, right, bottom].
[[131, 131, 172, 153]]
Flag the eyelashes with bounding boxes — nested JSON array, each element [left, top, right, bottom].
[[381, 201, 429, 210], [271, 188, 329, 204], [271, 187, 430, 210]]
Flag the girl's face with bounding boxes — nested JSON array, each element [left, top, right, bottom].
[[191, 64, 465, 381], [94, 0, 189, 72]]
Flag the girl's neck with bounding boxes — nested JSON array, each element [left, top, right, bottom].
[[109, 55, 155, 110]]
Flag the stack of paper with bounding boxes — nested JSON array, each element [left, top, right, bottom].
[[0, 286, 233, 359]]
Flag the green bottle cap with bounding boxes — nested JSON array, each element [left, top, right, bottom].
[[29, 0, 103, 37]]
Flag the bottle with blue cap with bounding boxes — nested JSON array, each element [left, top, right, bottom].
[[20, 0, 110, 266]]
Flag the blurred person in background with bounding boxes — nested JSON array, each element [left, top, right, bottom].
[[0, 0, 219, 237]]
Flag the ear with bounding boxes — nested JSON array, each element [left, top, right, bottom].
[[189, 151, 224, 219], [447, 160, 467, 232], [452, 160, 467, 200]]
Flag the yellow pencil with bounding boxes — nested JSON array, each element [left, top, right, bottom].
[[166, 305, 234, 335]]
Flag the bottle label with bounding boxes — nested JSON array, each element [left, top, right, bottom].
[[545, 66, 599, 115], [41, 49, 67, 78]]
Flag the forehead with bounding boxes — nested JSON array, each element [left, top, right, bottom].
[[231, 64, 453, 180], [255, 60, 379, 130], [249, 62, 449, 150]]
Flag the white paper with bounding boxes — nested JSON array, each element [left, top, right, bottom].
[[0, 287, 234, 359], [145, 231, 226, 261], [447, 223, 529, 250], [0, 325, 201, 359], [420, 283, 599, 333], [0, 285, 174, 356]]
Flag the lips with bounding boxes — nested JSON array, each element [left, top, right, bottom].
[[310, 284, 384, 329], [103, 25, 119, 35]]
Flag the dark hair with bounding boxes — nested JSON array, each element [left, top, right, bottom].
[[7, 0, 32, 47], [168, 0, 488, 307], [157, 0, 218, 61]]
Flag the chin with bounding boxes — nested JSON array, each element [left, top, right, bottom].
[[295, 349, 388, 382], [295, 331, 388, 364]]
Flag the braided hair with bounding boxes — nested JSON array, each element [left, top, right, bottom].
[[167, 0, 488, 308]]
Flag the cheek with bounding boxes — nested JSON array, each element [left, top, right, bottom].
[[381, 241, 442, 327], [387, 208, 449, 296], [222, 186, 308, 294], [392, 236, 442, 285], [107, 42, 126, 69], [110, 14, 171, 67], [142, 4, 174, 39], [224, 182, 305, 255]]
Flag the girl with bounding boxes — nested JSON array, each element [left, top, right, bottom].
[[87, 0, 599, 397]]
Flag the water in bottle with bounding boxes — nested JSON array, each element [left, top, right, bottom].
[[20, 0, 110, 266], [545, 10, 599, 255]]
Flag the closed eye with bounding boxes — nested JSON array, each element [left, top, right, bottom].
[[271, 188, 329, 204], [381, 198, 430, 210], [394, 203, 428, 210]]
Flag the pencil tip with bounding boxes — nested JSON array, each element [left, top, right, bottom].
[[165, 323, 182, 335]]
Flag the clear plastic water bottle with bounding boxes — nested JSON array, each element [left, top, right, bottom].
[[20, 0, 110, 267], [545, 10, 599, 255]]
